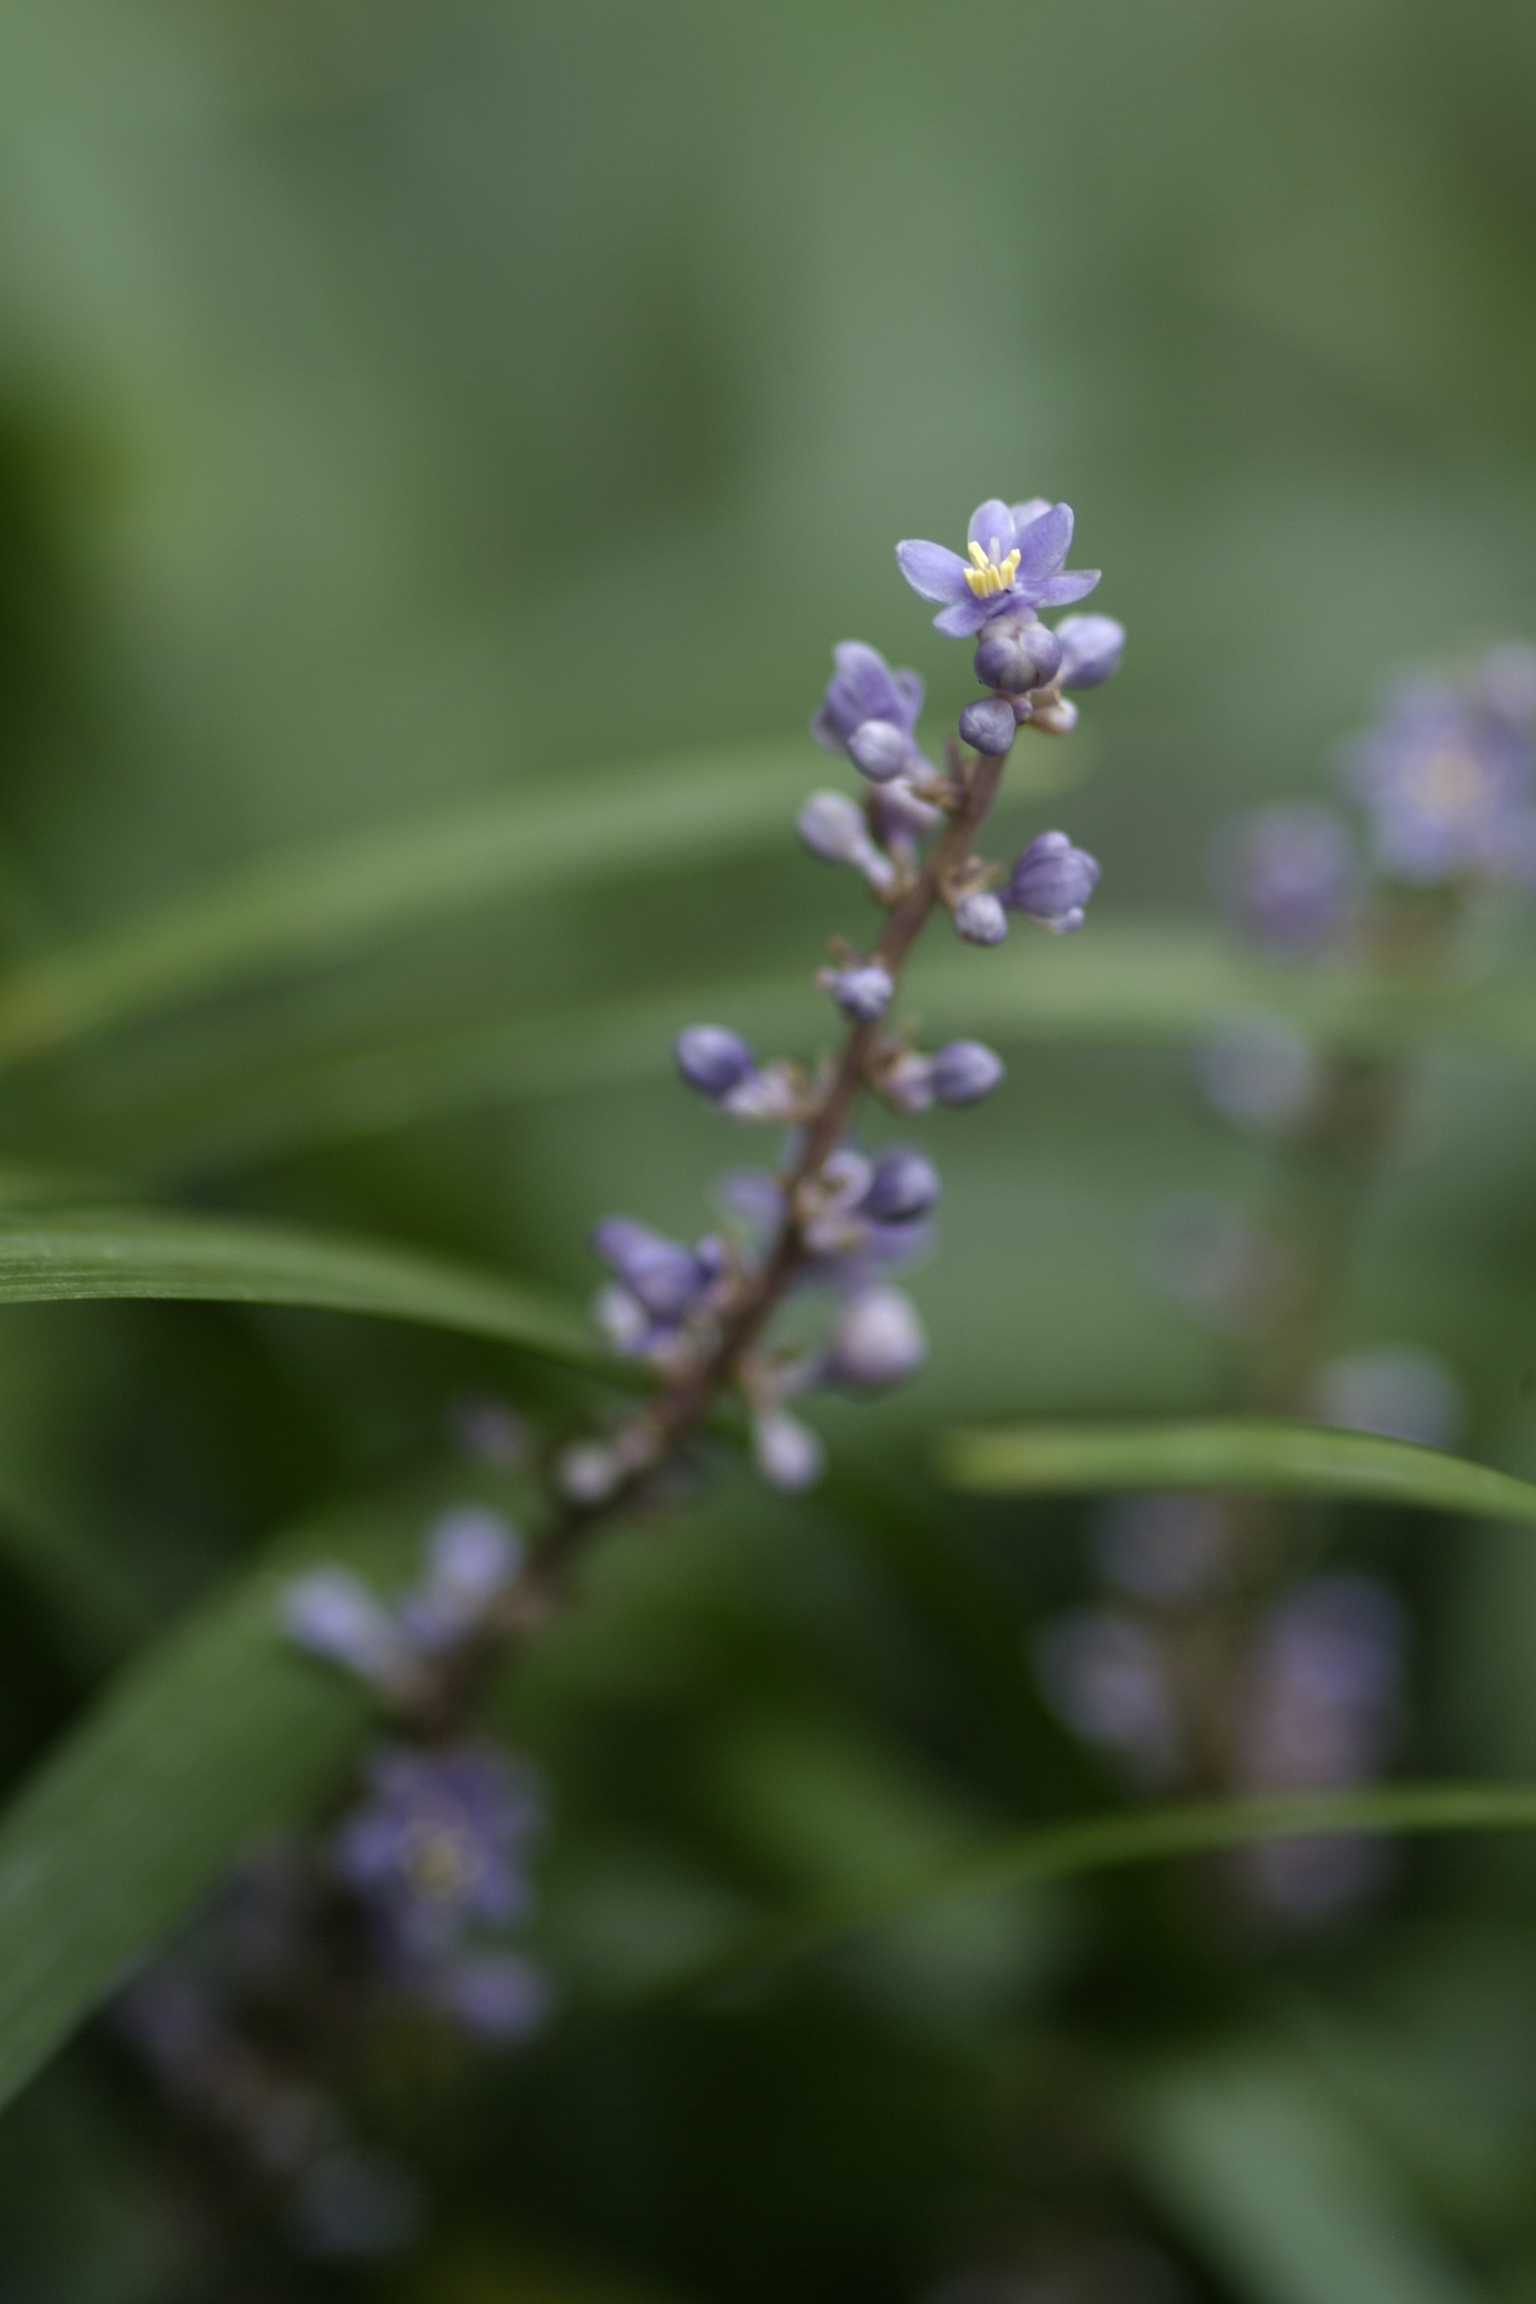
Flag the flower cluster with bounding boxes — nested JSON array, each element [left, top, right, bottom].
[[1218, 643, 1536, 961], [282, 1509, 547, 2041], [563, 496, 1122, 1498]]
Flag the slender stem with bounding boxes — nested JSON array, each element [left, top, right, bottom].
[[518, 749, 1009, 1606]]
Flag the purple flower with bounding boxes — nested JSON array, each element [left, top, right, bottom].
[[333, 1743, 541, 1967], [931, 1039, 1004, 1106], [812, 640, 928, 783], [676, 1025, 757, 1099], [827, 1286, 927, 1386], [1217, 805, 1355, 957], [1033, 1609, 1181, 1785], [1055, 614, 1125, 690], [1347, 668, 1536, 884], [752, 1406, 825, 1492], [952, 890, 1009, 945], [797, 791, 898, 895], [974, 614, 1063, 695], [1004, 831, 1100, 933], [957, 697, 1016, 756], [862, 1146, 940, 1223], [591, 1218, 721, 1322], [896, 498, 1100, 638], [828, 963, 895, 1022], [398, 1508, 521, 1652], [282, 1570, 411, 1691]]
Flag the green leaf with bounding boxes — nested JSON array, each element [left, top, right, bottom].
[[0, 738, 818, 1065], [676, 1781, 1536, 1994], [939, 1417, 1536, 1526], [0, 1507, 420, 2117], [0, 1207, 602, 1367]]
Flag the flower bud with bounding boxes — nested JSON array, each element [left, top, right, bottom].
[[1031, 697, 1079, 735], [830, 964, 894, 1023], [426, 1507, 520, 1609], [1005, 831, 1100, 929], [974, 614, 1063, 693], [880, 1050, 935, 1112], [753, 1406, 825, 1492], [798, 789, 872, 863], [872, 780, 942, 842], [958, 698, 1017, 756], [281, 1569, 408, 1688], [591, 1218, 708, 1321], [1055, 614, 1125, 690], [556, 1439, 625, 1504], [952, 890, 1008, 945], [863, 1146, 940, 1223], [676, 1024, 757, 1098], [931, 1039, 1004, 1106], [828, 1286, 927, 1387], [846, 718, 911, 782]]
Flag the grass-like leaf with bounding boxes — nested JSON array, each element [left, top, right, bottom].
[[0, 1208, 601, 1366], [939, 1417, 1536, 1525], [678, 1781, 1536, 1993], [0, 739, 818, 1065], [0, 1509, 419, 2116]]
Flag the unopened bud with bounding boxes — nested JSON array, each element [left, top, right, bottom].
[[829, 964, 894, 1022], [829, 1287, 927, 1387], [958, 698, 1017, 756], [1055, 614, 1125, 690], [798, 789, 871, 863], [753, 1407, 825, 1492], [952, 890, 1008, 945], [676, 1024, 757, 1098], [1005, 831, 1100, 930], [974, 614, 1063, 693], [556, 1440, 625, 1505], [426, 1508, 520, 1608], [863, 1146, 940, 1222], [931, 1040, 1004, 1106], [846, 719, 911, 782], [880, 1050, 936, 1112], [281, 1569, 408, 1688], [1031, 697, 1079, 736]]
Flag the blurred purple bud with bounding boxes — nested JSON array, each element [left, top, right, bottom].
[[753, 1406, 825, 1492], [798, 789, 872, 863], [958, 697, 1017, 755], [281, 1569, 407, 1689], [591, 1219, 709, 1321], [715, 1168, 785, 1233], [828, 1286, 927, 1386], [1005, 830, 1101, 928], [1198, 1013, 1319, 1133], [594, 1283, 652, 1355], [952, 890, 1009, 945], [974, 614, 1063, 693], [1055, 613, 1125, 689], [432, 1951, 550, 2042], [556, 1440, 625, 1504], [676, 1024, 757, 1098], [871, 779, 943, 843], [847, 718, 912, 782], [1033, 1610, 1180, 1784], [931, 1039, 1004, 1105], [830, 964, 895, 1022], [1218, 805, 1355, 957], [426, 1508, 520, 1611], [1312, 1345, 1463, 1450], [1093, 1493, 1231, 1607], [863, 1146, 940, 1223]]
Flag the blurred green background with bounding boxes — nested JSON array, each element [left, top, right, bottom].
[[5, 1, 1536, 2299]]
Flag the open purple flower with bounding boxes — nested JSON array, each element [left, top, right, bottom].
[[811, 642, 930, 782], [1347, 667, 1536, 885], [896, 499, 1100, 638], [333, 1743, 540, 1967]]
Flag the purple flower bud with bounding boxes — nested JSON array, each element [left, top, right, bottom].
[[591, 1218, 709, 1321], [281, 1569, 408, 1689], [676, 1025, 757, 1098], [871, 780, 942, 843], [958, 698, 1017, 756], [798, 789, 872, 863], [1055, 614, 1125, 689], [880, 1050, 935, 1112], [828, 1286, 927, 1386], [1005, 830, 1101, 929], [952, 890, 1009, 945], [862, 1146, 940, 1222], [753, 1407, 825, 1492], [830, 964, 894, 1022], [974, 614, 1063, 693], [931, 1039, 1004, 1106], [425, 1508, 520, 1611], [1217, 806, 1355, 957], [846, 719, 912, 782], [431, 1951, 550, 2042]]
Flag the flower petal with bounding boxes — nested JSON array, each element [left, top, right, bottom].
[[1013, 502, 1074, 580], [892, 666, 925, 720], [967, 498, 1017, 557], [933, 596, 991, 637], [810, 703, 842, 753], [1010, 497, 1051, 530], [1031, 568, 1101, 606], [895, 539, 970, 603]]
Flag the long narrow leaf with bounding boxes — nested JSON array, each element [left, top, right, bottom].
[[0, 1509, 419, 2115], [0, 739, 818, 1064], [940, 1418, 1536, 1525], [0, 1208, 601, 1367], [676, 1781, 1536, 1994]]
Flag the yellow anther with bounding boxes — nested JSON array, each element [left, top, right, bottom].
[[962, 542, 1022, 599]]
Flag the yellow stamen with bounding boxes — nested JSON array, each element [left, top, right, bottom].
[[963, 541, 1022, 599]]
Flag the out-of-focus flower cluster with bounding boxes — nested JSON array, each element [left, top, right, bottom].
[[571, 497, 1123, 1497]]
